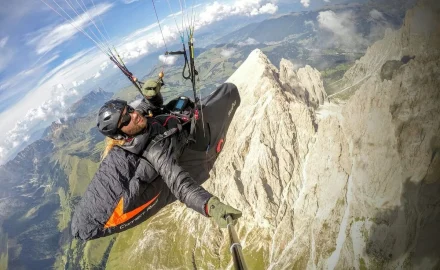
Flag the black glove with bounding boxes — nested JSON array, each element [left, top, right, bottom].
[[207, 197, 242, 228]]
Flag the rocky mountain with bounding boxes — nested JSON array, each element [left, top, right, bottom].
[[95, 0, 439, 269], [66, 88, 113, 117]]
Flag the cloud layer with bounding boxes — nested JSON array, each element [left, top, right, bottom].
[[221, 48, 237, 58], [0, 36, 14, 73], [301, 0, 311, 8], [0, 84, 79, 162], [237, 38, 259, 46], [198, 0, 278, 25], [159, 55, 178, 65], [0, 36, 8, 48]]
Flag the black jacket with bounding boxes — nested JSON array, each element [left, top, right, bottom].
[[71, 117, 212, 240]]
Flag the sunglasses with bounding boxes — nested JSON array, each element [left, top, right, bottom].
[[118, 106, 135, 128]]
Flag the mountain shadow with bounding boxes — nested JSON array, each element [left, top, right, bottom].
[[365, 151, 440, 269]]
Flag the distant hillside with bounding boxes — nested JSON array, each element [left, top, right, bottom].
[[217, 0, 415, 45], [216, 11, 319, 44], [67, 88, 113, 117]]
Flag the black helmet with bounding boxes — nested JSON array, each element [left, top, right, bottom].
[[97, 99, 127, 140]]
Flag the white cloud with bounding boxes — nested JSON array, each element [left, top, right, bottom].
[[0, 50, 14, 74], [121, 0, 138, 3], [123, 23, 158, 42], [198, 2, 230, 25], [317, 10, 366, 48], [197, 0, 278, 26], [304, 20, 317, 31], [94, 71, 101, 78], [45, 50, 108, 86], [368, 9, 393, 41], [0, 36, 14, 73], [0, 84, 80, 163], [0, 36, 8, 48], [72, 80, 85, 87], [0, 54, 59, 106], [237, 38, 259, 46], [369, 9, 386, 21], [100, 61, 109, 71], [258, 3, 278, 14], [166, 4, 203, 18], [233, 0, 278, 15], [23, 84, 78, 122], [301, 0, 310, 8], [318, 11, 352, 37], [27, 3, 113, 54], [324, 0, 330, 2], [221, 48, 236, 58], [159, 55, 178, 65], [167, 10, 183, 18], [116, 24, 179, 62]]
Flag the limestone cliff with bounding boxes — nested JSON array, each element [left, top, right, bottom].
[[103, 0, 440, 269]]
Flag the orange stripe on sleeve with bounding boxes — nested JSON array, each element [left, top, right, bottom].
[[104, 193, 160, 228]]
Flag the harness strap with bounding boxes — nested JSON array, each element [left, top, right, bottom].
[[188, 115, 197, 144]]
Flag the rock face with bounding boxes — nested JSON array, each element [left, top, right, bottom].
[[104, 0, 440, 269], [280, 59, 328, 108]]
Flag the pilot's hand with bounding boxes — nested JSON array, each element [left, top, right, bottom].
[[206, 197, 242, 228]]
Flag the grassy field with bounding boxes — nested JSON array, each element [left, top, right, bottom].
[[321, 62, 354, 97]]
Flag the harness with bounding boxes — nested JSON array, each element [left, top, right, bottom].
[[152, 112, 195, 149], [154, 95, 200, 144]]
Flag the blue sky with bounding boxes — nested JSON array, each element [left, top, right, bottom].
[[0, 0, 332, 163]]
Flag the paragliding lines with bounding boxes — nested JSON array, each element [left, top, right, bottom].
[[165, 0, 184, 42], [90, 0, 112, 44], [151, 0, 169, 53], [43, 0, 145, 93], [40, 0, 108, 56], [61, 0, 108, 54], [150, 0, 171, 73], [76, 0, 113, 53]]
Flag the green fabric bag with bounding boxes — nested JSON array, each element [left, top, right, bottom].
[[142, 79, 162, 98]]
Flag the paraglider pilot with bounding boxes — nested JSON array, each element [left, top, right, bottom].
[[71, 82, 242, 240]]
